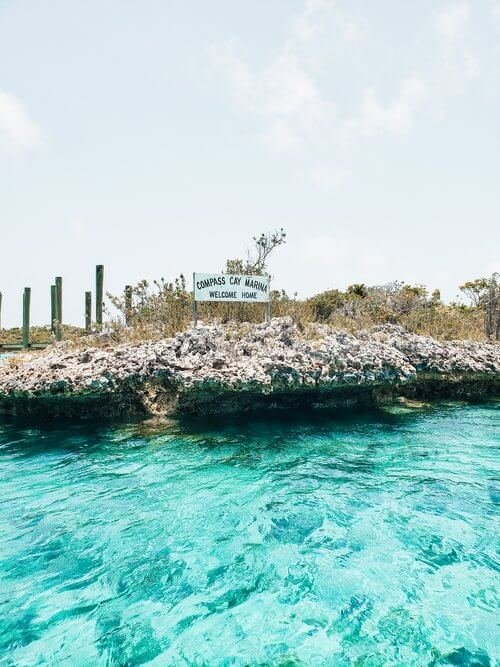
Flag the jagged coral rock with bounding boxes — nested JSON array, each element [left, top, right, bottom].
[[0, 319, 498, 417]]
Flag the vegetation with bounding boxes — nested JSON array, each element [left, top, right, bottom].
[[459, 274, 500, 340], [1, 231, 498, 346], [225, 229, 286, 275], [0, 325, 85, 347], [106, 276, 191, 340], [101, 233, 498, 343], [304, 283, 487, 340]]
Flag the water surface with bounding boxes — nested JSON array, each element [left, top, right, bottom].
[[0, 404, 498, 665]]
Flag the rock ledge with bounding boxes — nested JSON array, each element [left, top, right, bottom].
[[0, 319, 498, 418]]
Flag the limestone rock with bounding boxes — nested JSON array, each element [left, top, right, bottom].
[[0, 319, 498, 417]]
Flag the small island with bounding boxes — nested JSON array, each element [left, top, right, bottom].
[[1, 319, 498, 418]]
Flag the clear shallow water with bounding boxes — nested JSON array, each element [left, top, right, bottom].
[[0, 404, 498, 666]]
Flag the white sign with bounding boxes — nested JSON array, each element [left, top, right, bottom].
[[193, 273, 270, 302]]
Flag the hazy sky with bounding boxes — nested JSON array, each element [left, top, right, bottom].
[[1, 0, 499, 327]]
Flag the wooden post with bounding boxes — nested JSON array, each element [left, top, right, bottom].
[[22, 287, 31, 349], [125, 285, 132, 325], [265, 276, 271, 323], [192, 273, 198, 327], [85, 291, 92, 333], [50, 285, 56, 332], [55, 276, 62, 326], [53, 281, 62, 342], [265, 301, 271, 323], [96, 264, 104, 329]]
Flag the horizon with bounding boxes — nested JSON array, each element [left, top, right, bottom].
[[1, 0, 499, 327]]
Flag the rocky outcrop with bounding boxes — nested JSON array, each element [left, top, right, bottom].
[[0, 319, 498, 418]]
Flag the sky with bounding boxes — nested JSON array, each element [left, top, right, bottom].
[[0, 0, 499, 327]]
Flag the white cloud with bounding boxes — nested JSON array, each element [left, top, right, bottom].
[[212, 42, 331, 152], [435, 2, 470, 45], [211, 41, 254, 102], [287, 0, 365, 49], [213, 44, 317, 117], [432, 3, 482, 86], [212, 0, 366, 154], [213, 1, 427, 157], [262, 118, 302, 152], [287, 0, 325, 46], [340, 76, 428, 140], [213, 0, 488, 187], [492, 1, 500, 25], [0, 89, 40, 154], [261, 55, 319, 118]]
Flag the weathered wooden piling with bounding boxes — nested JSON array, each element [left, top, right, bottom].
[[55, 277, 63, 326], [52, 280, 62, 342], [22, 288, 31, 349], [125, 285, 132, 325], [50, 285, 56, 333], [96, 265, 104, 329], [85, 291, 92, 333]]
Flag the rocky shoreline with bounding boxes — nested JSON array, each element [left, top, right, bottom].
[[0, 319, 498, 419]]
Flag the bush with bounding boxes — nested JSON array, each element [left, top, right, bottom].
[[107, 276, 191, 339], [98, 276, 495, 344], [4, 231, 495, 347]]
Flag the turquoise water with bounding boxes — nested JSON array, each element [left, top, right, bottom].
[[0, 404, 498, 666]]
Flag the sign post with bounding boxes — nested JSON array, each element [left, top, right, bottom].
[[192, 273, 198, 327], [192, 273, 271, 326]]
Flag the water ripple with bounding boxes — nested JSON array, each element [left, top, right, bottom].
[[0, 403, 498, 665]]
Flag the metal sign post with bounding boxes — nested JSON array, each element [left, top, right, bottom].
[[265, 300, 271, 323], [192, 273, 198, 327]]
